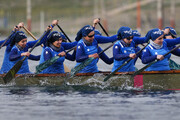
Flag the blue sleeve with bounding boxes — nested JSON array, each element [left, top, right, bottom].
[[27, 30, 51, 48], [76, 43, 88, 62], [98, 47, 113, 64], [43, 48, 53, 61], [133, 37, 147, 45], [61, 41, 77, 50], [9, 48, 22, 61], [0, 40, 5, 46], [164, 37, 180, 47], [0, 31, 16, 47], [135, 46, 142, 59], [113, 44, 129, 60], [28, 54, 40, 61], [66, 50, 76, 61], [171, 46, 180, 56], [95, 35, 117, 43], [141, 48, 157, 64]]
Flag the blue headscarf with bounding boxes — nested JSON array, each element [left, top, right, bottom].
[[59, 32, 67, 42], [11, 31, 27, 46], [14, 31, 27, 43], [144, 28, 163, 42], [132, 30, 141, 37], [94, 29, 102, 36], [151, 28, 164, 41], [75, 25, 94, 41], [82, 25, 94, 37], [47, 31, 61, 46], [117, 26, 133, 39], [163, 27, 177, 38]]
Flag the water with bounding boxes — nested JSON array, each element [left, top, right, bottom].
[[0, 86, 180, 120], [0, 37, 180, 120]]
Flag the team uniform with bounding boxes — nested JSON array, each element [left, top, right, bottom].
[[75, 35, 117, 73], [112, 37, 146, 72], [142, 31, 180, 71], [39, 31, 77, 73], [9, 31, 50, 74], [0, 31, 17, 73], [39, 45, 76, 73]]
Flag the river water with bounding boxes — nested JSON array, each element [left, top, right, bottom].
[[0, 37, 180, 120]]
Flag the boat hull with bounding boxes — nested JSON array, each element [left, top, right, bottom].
[[0, 70, 179, 90]]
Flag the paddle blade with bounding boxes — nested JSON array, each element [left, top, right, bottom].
[[3, 60, 23, 84], [70, 57, 94, 77], [35, 56, 60, 74], [132, 60, 157, 77]]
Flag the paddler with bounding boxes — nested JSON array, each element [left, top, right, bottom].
[[112, 26, 148, 72], [74, 19, 117, 73], [141, 28, 180, 71], [39, 31, 76, 73], [8, 21, 57, 74]]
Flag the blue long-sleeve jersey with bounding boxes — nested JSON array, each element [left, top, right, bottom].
[[112, 37, 147, 72], [142, 38, 180, 64], [75, 35, 117, 73], [141, 38, 180, 71], [8, 31, 51, 74], [39, 44, 76, 73]]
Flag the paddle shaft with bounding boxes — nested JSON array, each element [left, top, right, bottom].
[[70, 40, 117, 77], [132, 44, 180, 77], [35, 46, 76, 74], [3, 29, 50, 84], [98, 22, 109, 37], [23, 26, 44, 47], [57, 24, 72, 43], [0, 30, 17, 49], [98, 40, 117, 55], [104, 41, 150, 82]]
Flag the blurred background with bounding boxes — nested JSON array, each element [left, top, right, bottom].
[[0, 0, 180, 37], [0, 0, 179, 72]]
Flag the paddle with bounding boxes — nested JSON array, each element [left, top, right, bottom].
[[104, 41, 150, 82], [57, 24, 72, 43], [97, 18, 109, 37], [132, 44, 180, 77], [70, 40, 117, 77], [35, 46, 76, 74], [3, 29, 51, 84], [23, 26, 44, 47], [0, 26, 18, 49]]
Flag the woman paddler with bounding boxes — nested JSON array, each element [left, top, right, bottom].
[[112, 26, 148, 72], [74, 23, 117, 73], [0, 24, 22, 74], [39, 31, 76, 73], [8, 23, 55, 74], [141, 28, 180, 71]]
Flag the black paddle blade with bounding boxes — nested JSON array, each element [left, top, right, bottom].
[[70, 57, 94, 77], [35, 56, 59, 74], [3, 60, 23, 84]]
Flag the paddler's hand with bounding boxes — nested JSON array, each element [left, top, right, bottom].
[[88, 53, 99, 59], [58, 51, 66, 57], [46, 25, 52, 31], [163, 28, 170, 35], [17, 22, 24, 28], [52, 20, 59, 26], [93, 18, 100, 27], [13, 26, 20, 31], [157, 55, 164, 60], [21, 52, 30, 57], [129, 53, 136, 59]]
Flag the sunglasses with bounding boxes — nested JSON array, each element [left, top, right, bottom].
[[126, 36, 134, 40], [88, 34, 95, 38], [157, 37, 163, 40]]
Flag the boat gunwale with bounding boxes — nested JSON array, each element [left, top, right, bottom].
[[0, 70, 179, 77]]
